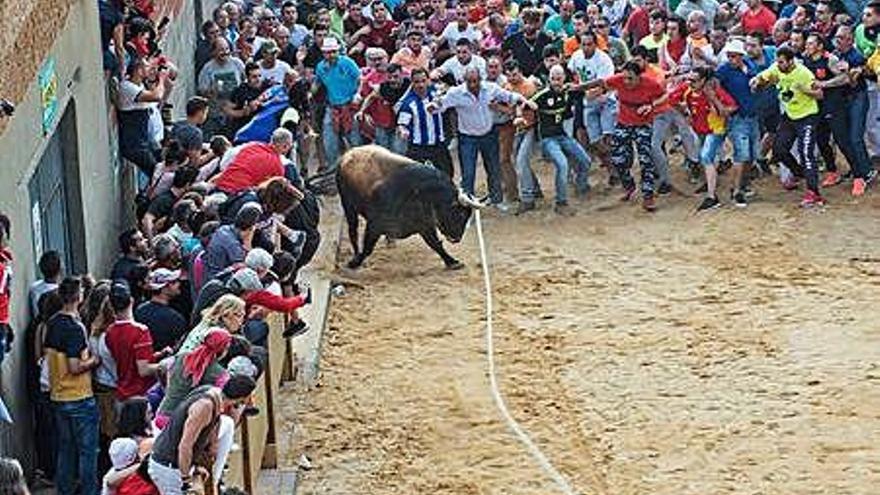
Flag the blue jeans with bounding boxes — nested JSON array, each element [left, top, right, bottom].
[[583, 97, 618, 143], [54, 397, 100, 495], [700, 115, 760, 165], [847, 89, 872, 179], [540, 135, 591, 204], [322, 108, 361, 171], [515, 129, 540, 202], [458, 129, 502, 203], [374, 126, 407, 155]]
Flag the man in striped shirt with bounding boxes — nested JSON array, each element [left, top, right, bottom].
[[396, 68, 453, 177]]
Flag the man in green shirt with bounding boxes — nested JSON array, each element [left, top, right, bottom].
[[750, 46, 825, 207], [543, 0, 577, 39]]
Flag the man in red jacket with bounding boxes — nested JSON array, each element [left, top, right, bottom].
[[211, 127, 293, 194]]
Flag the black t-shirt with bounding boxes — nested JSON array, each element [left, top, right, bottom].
[[379, 79, 410, 106], [45, 313, 88, 358], [110, 255, 142, 281], [502, 31, 553, 77], [304, 42, 324, 69], [134, 301, 188, 351], [227, 82, 267, 136], [147, 190, 177, 222], [532, 87, 574, 139]]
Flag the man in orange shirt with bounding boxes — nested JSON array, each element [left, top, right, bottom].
[[505, 60, 544, 212], [391, 30, 432, 75]]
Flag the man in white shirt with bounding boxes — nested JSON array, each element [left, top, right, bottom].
[[440, 5, 483, 48], [431, 39, 487, 83], [257, 40, 292, 85], [428, 67, 526, 210], [569, 30, 617, 172]]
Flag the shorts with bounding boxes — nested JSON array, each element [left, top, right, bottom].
[[583, 98, 618, 144], [727, 115, 759, 164], [699, 115, 759, 166]]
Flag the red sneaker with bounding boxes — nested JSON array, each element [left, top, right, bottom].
[[620, 187, 636, 202], [821, 171, 841, 187], [782, 177, 799, 190], [800, 190, 826, 208], [852, 178, 867, 197]]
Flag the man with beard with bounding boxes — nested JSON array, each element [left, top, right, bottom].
[[502, 7, 552, 77]]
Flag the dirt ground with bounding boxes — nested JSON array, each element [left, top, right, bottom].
[[277, 163, 880, 495]]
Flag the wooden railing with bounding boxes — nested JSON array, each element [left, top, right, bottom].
[[224, 312, 293, 493]]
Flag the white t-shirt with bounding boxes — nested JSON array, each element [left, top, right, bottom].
[[441, 22, 483, 47], [567, 49, 616, 103], [567, 48, 615, 85], [259, 60, 292, 85], [118, 80, 152, 111], [439, 55, 487, 83]]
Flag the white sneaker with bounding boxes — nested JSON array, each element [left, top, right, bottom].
[[492, 202, 512, 213]]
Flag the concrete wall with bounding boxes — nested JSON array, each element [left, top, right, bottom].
[[0, 0, 117, 468], [0, 0, 216, 469]]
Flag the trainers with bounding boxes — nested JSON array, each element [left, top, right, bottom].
[[732, 190, 748, 208], [852, 178, 867, 197], [515, 201, 536, 215], [621, 187, 636, 202], [283, 319, 309, 338], [740, 184, 756, 198], [657, 182, 672, 195], [642, 194, 657, 212], [821, 171, 841, 187], [554, 202, 576, 216], [800, 190, 826, 208], [492, 202, 512, 213], [696, 196, 721, 212], [782, 177, 799, 190]]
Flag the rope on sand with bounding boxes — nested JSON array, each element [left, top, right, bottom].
[[472, 210, 580, 495]]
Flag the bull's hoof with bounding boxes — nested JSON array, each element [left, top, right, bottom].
[[346, 258, 362, 269], [445, 260, 465, 271]]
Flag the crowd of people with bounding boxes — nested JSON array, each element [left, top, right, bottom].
[[11, 0, 880, 492], [104, 0, 880, 219]]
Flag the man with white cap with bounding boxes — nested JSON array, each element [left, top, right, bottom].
[[103, 437, 140, 494], [134, 268, 188, 352], [315, 36, 361, 170], [707, 38, 761, 208]]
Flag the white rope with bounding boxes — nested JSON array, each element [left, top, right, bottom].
[[472, 210, 580, 495]]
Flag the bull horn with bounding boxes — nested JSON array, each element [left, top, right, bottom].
[[457, 189, 487, 209]]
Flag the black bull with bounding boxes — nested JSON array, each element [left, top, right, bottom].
[[336, 145, 483, 270]]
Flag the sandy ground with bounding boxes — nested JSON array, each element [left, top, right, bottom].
[[278, 161, 880, 495]]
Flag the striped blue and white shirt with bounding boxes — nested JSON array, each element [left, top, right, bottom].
[[396, 87, 445, 146]]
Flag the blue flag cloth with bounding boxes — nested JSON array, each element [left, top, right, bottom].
[[0, 395, 12, 424], [234, 84, 290, 145]]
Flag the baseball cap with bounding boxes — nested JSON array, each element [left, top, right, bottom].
[[725, 39, 747, 56], [108, 437, 139, 470], [321, 37, 341, 52], [228, 267, 264, 292], [262, 39, 280, 54], [245, 248, 274, 273], [147, 268, 182, 291]]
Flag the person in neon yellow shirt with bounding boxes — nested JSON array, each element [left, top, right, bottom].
[[750, 45, 826, 207]]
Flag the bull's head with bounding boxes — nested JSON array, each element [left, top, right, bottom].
[[436, 188, 487, 243]]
